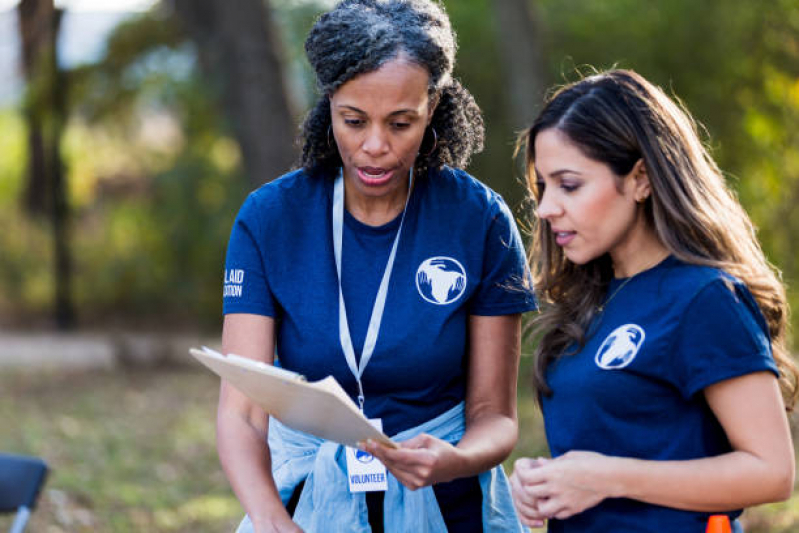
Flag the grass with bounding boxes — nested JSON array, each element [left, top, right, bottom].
[[0, 367, 241, 532], [1, 364, 798, 531]]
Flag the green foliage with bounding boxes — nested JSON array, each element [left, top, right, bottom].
[[445, 0, 524, 207], [3, 0, 798, 337], [271, 0, 331, 112], [0, 111, 55, 322], [535, 0, 799, 344], [1, 8, 249, 328]]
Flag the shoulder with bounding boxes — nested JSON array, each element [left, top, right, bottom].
[[237, 168, 329, 225], [658, 258, 763, 325], [658, 257, 741, 297], [247, 168, 326, 208], [425, 166, 512, 220]]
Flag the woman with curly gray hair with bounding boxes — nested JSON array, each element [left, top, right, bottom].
[[217, 1, 535, 531]]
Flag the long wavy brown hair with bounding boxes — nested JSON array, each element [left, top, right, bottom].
[[522, 69, 798, 409]]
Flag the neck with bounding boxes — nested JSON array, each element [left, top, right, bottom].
[[610, 223, 669, 278], [344, 174, 411, 227]]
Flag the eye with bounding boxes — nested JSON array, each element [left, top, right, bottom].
[[560, 180, 581, 193], [344, 118, 365, 127], [391, 121, 411, 130]]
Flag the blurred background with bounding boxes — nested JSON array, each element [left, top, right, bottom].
[[0, 0, 797, 531]]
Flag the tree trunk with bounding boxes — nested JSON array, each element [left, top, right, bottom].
[[18, 0, 74, 329], [18, 0, 53, 215], [50, 39, 72, 330], [171, 0, 297, 186], [490, 0, 547, 129]]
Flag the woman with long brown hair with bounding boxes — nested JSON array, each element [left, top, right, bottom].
[[510, 68, 797, 532]]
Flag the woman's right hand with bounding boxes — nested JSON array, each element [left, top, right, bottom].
[[509, 457, 549, 528]]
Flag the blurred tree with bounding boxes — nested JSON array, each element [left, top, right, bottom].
[[490, 0, 547, 129], [17, 0, 74, 329], [170, 0, 297, 186], [444, 0, 521, 207], [65, 8, 248, 328]]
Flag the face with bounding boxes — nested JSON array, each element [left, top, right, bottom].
[[330, 57, 434, 205], [533, 128, 651, 268]]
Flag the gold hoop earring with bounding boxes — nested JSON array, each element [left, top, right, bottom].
[[421, 127, 438, 157]]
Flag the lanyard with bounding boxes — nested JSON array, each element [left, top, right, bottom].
[[332, 168, 413, 411]]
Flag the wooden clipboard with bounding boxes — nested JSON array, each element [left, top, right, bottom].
[[189, 346, 396, 449]]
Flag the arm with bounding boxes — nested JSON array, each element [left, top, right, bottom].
[[217, 313, 302, 533], [366, 313, 521, 489], [512, 371, 794, 522]]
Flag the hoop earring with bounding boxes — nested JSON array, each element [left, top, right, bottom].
[[327, 125, 335, 149], [421, 127, 438, 157]]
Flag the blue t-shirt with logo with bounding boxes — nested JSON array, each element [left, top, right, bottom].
[[223, 166, 536, 436], [542, 255, 778, 532]]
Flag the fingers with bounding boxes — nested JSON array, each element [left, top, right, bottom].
[[361, 439, 435, 489], [536, 497, 572, 521], [510, 465, 549, 527], [510, 456, 557, 528], [365, 439, 436, 469], [362, 434, 455, 490]]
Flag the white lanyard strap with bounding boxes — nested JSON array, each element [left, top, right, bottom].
[[332, 168, 413, 411]]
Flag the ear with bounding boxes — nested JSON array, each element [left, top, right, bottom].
[[427, 93, 440, 125], [629, 159, 651, 203]]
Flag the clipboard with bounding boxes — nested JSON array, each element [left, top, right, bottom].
[[189, 346, 396, 449]]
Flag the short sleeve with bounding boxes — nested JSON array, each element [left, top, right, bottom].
[[222, 193, 277, 316], [468, 197, 537, 315], [673, 278, 778, 398]]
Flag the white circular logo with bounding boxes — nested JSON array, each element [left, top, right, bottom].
[[355, 449, 374, 463], [415, 257, 467, 305], [595, 324, 645, 370]]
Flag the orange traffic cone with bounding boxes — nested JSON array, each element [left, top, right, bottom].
[[706, 515, 732, 533]]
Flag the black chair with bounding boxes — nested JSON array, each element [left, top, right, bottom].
[[0, 453, 48, 533]]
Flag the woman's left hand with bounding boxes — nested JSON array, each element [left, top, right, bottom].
[[516, 450, 616, 521], [363, 434, 462, 490]]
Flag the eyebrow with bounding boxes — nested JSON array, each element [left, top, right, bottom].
[[336, 104, 421, 117], [534, 166, 582, 179]]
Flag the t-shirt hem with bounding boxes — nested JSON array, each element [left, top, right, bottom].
[[222, 304, 276, 317], [469, 300, 537, 316], [684, 363, 779, 398]]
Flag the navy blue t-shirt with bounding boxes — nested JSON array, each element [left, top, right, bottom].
[[223, 166, 536, 436], [542, 255, 778, 532]]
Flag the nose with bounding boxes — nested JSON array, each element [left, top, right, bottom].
[[535, 189, 562, 221], [361, 125, 389, 156]]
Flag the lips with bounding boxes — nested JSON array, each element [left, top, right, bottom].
[[553, 230, 576, 247], [357, 166, 395, 186]]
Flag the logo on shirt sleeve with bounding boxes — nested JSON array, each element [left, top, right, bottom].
[[595, 324, 645, 370], [416, 257, 467, 305], [223, 269, 244, 298]]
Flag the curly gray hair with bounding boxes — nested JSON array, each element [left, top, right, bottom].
[[299, 0, 484, 177]]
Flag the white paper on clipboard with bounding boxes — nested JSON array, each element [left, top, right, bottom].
[[189, 346, 396, 449]]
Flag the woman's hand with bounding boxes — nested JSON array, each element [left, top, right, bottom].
[[511, 451, 616, 521], [509, 457, 549, 528], [363, 433, 463, 490], [251, 511, 303, 533]]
